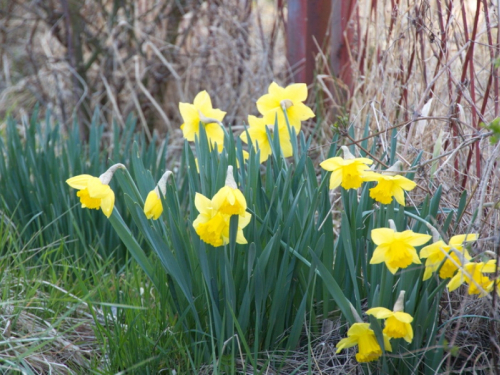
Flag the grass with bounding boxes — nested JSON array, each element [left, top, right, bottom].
[[0, 208, 195, 374]]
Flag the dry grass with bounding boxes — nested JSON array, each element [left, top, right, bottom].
[[0, 276, 102, 374], [0, 0, 286, 140]]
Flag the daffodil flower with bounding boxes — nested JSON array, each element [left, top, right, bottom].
[[212, 166, 247, 216], [448, 260, 497, 297], [143, 171, 173, 220], [320, 146, 373, 190], [240, 115, 293, 163], [66, 164, 125, 218], [420, 234, 476, 280], [193, 193, 230, 247], [370, 220, 432, 274], [180, 90, 226, 151], [193, 166, 251, 247], [256, 82, 314, 133], [362, 161, 416, 205], [367, 291, 414, 343], [336, 323, 392, 363]]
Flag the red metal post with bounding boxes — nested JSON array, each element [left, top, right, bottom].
[[286, 0, 332, 84], [330, 0, 357, 93]]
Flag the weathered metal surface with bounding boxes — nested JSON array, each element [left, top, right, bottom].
[[330, 0, 356, 91], [286, 0, 332, 84]]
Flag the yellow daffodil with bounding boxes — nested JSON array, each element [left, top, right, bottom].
[[420, 234, 476, 280], [366, 291, 414, 343], [144, 171, 173, 220], [193, 166, 251, 247], [370, 220, 432, 274], [336, 323, 392, 363], [193, 193, 228, 247], [320, 146, 373, 190], [363, 161, 416, 205], [212, 166, 246, 215], [66, 164, 125, 218], [256, 82, 314, 133], [180, 90, 226, 151], [448, 260, 496, 297], [240, 115, 293, 163]]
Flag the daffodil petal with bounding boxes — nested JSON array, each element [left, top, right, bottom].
[[370, 244, 388, 264], [320, 157, 343, 172], [393, 175, 417, 191], [366, 307, 393, 319], [195, 193, 212, 215], [284, 83, 308, 102], [100, 191, 115, 218], [336, 336, 357, 352], [449, 233, 478, 246], [66, 174, 93, 189], [371, 228, 395, 245]]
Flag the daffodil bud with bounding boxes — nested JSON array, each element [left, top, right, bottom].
[[144, 170, 173, 220], [99, 163, 126, 185], [393, 291, 406, 312]]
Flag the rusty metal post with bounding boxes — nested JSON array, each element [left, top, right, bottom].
[[286, 0, 332, 84], [286, 0, 356, 92], [331, 0, 356, 93]]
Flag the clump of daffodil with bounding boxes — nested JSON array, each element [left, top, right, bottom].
[[370, 220, 432, 274], [336, 304, 392, 363], [420, 223, 476, 280], [66, 163, 125, 218], [240, 115, 293, 163], [362, 161, 416, 205], [448, 259, 497, 297], [193, 166, 251, 247], [180, 90, 226, 151], [256, 82, 315, 133], [367, 291, 414, 343], [143, 170, 173, 220], [320, 146, 373, 190]]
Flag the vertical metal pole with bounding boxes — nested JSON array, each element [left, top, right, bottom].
[[286, 0, 332, 84], [331, 0, 356, 93]]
